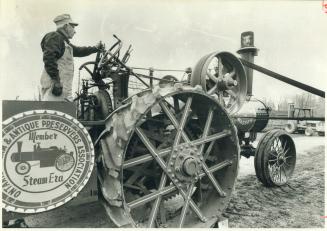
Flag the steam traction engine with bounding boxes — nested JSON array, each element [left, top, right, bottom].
[[2, 32, 324, 228], [74, 32, 300, 226]]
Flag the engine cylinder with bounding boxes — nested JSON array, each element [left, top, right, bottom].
[[233, 99, 269, 132]]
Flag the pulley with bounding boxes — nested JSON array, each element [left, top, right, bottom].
[[190, 51, 247, 114]]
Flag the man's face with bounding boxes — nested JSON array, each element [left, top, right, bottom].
[[65, 24, 76, 39]]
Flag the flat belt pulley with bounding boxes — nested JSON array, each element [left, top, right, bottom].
[[190, 51, 247, 114], [97, 85, 239, 228]]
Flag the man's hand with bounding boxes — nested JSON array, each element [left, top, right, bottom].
[[95, 41, 104, 51], [52, 80, 63, 96]]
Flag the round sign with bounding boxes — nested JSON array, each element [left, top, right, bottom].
[[2, 110, 95, 213]]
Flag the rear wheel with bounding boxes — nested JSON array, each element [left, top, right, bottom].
[[254, 129, 296, 187], [97, 86, 239, 227]]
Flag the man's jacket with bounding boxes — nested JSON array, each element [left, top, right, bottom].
[[41, 30, 98, 81]]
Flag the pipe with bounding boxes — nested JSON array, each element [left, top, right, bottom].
[[240, 59, 325, 98]]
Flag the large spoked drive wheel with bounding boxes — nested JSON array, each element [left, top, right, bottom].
[[97, 86, 239, 228], [254, 129, 296, 187]]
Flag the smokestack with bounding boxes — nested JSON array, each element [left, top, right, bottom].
[[237, 31, 259, 99], [17, 141, 23, 153]]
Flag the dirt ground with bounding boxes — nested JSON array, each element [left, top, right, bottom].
[[12, 134, 326, 228]]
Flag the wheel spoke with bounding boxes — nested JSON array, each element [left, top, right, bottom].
[[178, 184, 195, 228], [173, 96, 180, 113], [269, 151, 278, 158], [173, 96, 193, 146], [206, 71, 218, 83], [281, 140, 288, 153], [217, 57, 223, 77], [148, 173, 167, 227], [159, 101, 190, 142], [201, 159, 233, 176], [284, 161, 291, 167], [203, 141, 215, 161], [277, 138, 282, 152], [283, 147, 290, 156], [201, 162, 226, 197], [198, 109, 214, 155], [135, 127, 166, 169], [284, 155, 293, 160], [281, 165, 288, 180]]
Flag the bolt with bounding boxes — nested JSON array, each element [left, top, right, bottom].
[[168, 168, 172, 173], [179, 155, 184, 160], [172, 154, 177, 159]]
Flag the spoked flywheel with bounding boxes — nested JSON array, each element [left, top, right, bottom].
[[190, 51, 247, 114], [97, 85, 239, 227], [254, 129, 296, 187]]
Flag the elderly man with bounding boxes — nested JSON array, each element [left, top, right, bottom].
[[40, 14, 100, 101]]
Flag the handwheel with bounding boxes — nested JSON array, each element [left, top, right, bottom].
[[190, 51, 247, 114], [254, 129, 296, 187], [97, 85, 240, 227]]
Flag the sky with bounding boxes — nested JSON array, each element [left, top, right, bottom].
[[0, 0, 326, 104]]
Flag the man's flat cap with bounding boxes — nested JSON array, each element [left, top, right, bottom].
[[53, 14, 78, 27]]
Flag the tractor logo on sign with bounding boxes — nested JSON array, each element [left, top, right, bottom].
[[2, 110, 94, 213]]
